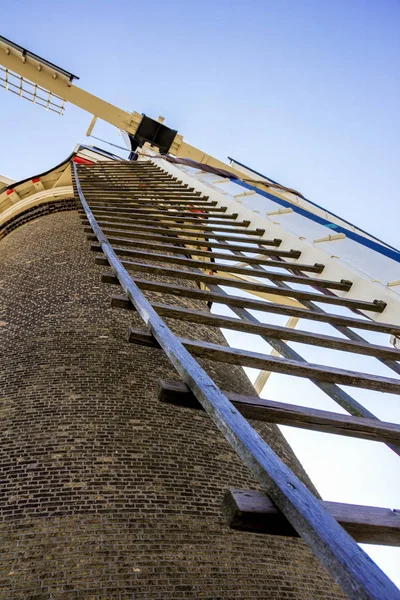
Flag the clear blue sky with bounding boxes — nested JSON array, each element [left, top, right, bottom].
[[1, 0, 399, 587], [1, 0, 399, 245]]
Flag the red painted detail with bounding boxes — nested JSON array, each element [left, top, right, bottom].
[[73, 156, 95, 165], [6, 188, 14, 195], [188, 203, 205, 216], [32, 177, 41, 183]]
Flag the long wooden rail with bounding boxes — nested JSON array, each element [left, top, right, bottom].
[[73, 159, 400, 600]]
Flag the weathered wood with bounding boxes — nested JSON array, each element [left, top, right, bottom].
[[89, 203, 226, 214], [82, 176, 185, 182], [81, 211, 251, 233], [81, 207, 226, 220], [82, 170, 177, 175], [111, 295, 400, 360], [81, 192, 210, 201], [157, 379, 400, 444], [86, 216, 265, 237], [84, 211, 247, 226], [221, 232, 400, 381], [205, 283, 400, 454], [82, 190, 211, 198], [223, 489, 400, 546], [85, 199, 222, 212], [80, 178, 184, 185], [82, 183, 196, 189], [88, 195, 220, 204], [89, 167, 400, 405], [82, 185, 208, 193], [87, 215, 263, 236], [86, 226, 293, 256], [96, 244, 350, 291], [76, 163, 400, 599], [97, 257, 383, 312], [104, 276, 399, 334], [89, 234, 321, 271], [85, 199, 219, 210], [126, 328, 400, 393], [86, 179, 194, 186], [86, 196, 218, 206], [87, 220, 271, 243]]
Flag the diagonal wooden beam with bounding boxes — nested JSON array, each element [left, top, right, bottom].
[[254, 317, 299, 394]]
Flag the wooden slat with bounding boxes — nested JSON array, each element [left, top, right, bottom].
[[111, 295, 400, 360], [87, 190, 204, 196], [82, 181, 195, 187], [86, 190, 208, 198], [80, 180, 184, 186], [90, 221, 273, 242], [86, 226, 293, 256], [87, 175, 174, 178], [83, 198, 226, 208], [82, 174, 181, 180], [86, 216, 266, 237], [204, 284, 400, 451], [97, 257, 383, 312], [75, 163, 400, 599], [87, 216, 263, 237], [82, 204, 222, 215], [83, 187, 203, 194], [83, 179, 199, 185], [157, 379, 400, 444], [84, 210, 245, 225], [88, 234, 322, 272], [96, 244, 351, 291], [126, 328, 400, 393], [103, 276, 398, 334], [220, 235, 400, 381], [82, 215, 249, 230], [75, 186, 190, 193], [84, 197, 216, 206], [89, 205, 229, 215], [86, 196, 223, 205], [223, 489, 400, 546], [88, 181, 195, 187], [84, 201, 218, 211]]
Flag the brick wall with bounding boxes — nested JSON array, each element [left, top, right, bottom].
[[0, 198, 76, 240], [0, 209, 344, 599]]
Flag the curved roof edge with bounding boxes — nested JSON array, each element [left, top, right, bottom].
[[0, 144, 118, 229]]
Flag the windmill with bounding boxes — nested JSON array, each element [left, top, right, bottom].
[[1, 34, 400, 600]]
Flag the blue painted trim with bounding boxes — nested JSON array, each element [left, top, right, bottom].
[[232, 178, 400, 264], [227, 156, 283, 187], [228, 156, 398, 254]]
